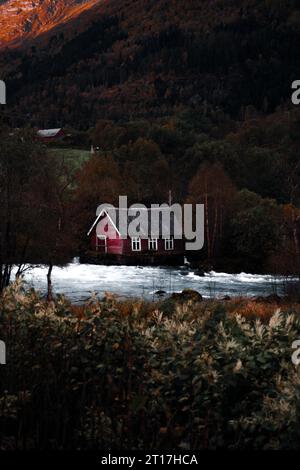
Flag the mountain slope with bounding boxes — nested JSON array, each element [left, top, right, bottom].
[[1, 0, 300, 127], [0, 0, 236, 50], [0, 0, 101, 48]]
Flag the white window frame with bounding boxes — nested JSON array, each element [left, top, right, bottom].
[[148, 238, 158, 251], [165, 238, 174, 251], [131, 237, 141, 252]]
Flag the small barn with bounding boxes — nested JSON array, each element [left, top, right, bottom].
[[37, 128, 65, 142], [87, 208, 184, 265]]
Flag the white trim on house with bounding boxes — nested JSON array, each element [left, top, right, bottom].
[[148, 238, 158, 251], [87, 209, 121, 237], [165, 238, 174, 251], [131, 237, 141, 252]]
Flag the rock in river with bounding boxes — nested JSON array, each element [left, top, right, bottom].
[[171, 289, 203, 303]]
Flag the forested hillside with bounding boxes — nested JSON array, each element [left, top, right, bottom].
[[1, 0, 300, 126]]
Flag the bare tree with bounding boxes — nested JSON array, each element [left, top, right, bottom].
[[187, 163, 236, 260], [0, 129, 63, 294]]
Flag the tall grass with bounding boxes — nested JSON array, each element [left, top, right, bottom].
[[1, 280, 300, 450]]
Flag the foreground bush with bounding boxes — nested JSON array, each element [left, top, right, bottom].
[[1, 281, 300, 450]]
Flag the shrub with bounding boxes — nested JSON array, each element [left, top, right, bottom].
[[1, 281, 300, 449]]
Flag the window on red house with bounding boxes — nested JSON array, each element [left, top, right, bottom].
[[165, 238, 174, 251], [131, 237, 141, 251], [148, 238, 158, 251]]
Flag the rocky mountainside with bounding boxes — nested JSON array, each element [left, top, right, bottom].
[[0, 0, 250, 50], [0, 0, 101, 48]]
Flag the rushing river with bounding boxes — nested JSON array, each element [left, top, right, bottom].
[[15, 260, 288, 303]]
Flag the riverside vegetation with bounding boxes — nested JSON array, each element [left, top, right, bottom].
[[1, 281, 300, 450]]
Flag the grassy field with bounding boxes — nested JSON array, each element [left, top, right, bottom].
[[47, 147, 91, 171]]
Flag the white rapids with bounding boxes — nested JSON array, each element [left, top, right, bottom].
[[12, 259, 289, 303]]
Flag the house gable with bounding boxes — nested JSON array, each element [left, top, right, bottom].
[[87, 209, 121, 238]]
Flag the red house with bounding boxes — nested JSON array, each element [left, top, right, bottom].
[[87, 208, 184, 265], [37, 128, 65, 142]]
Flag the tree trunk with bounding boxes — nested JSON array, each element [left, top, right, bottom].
[[47, 262, 53, 302], [0, 263, 12, 294], [211, 203, 219, 258], [204, 182, 211, 260]]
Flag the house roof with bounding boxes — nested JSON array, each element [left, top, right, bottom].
[[88, 207, 182, 238], [37, 128, 63, 138]]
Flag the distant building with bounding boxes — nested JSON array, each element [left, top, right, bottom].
[[37, 128, 65, 142], [87, 208, 184, 265]]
